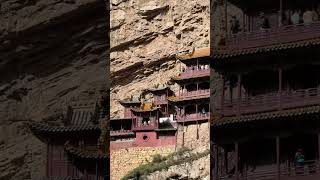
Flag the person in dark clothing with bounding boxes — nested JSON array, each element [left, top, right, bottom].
[[257, 12, 270, 30], [230, 15, 241, 34]]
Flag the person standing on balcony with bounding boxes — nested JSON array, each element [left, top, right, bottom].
[[230, 15, 240, 34], [291, 10, 301, 25], [257, 12, 270, 30], [312, 8, 319, 22], [303, 8, 313, 25]]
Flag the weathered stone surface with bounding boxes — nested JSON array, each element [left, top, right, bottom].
[[0, 0, 108, 179], [110, 0, 210, 119], [110, 146, 175, 180]]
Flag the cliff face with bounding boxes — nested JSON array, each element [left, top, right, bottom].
[[0, 0, 108, 179], [110, 0, 209, 118]]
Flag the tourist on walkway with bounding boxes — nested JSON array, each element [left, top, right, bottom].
[[230, 15, 240, 34], [291, 10, 301, 25], [257, 12, 270, 30], [303, 8, 313, 25], [312, 8, 319, 22]]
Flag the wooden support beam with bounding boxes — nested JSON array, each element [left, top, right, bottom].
[[237, 74, 242, 117], [235, 142, 239, 180], [318, 133, 320, 161], [225, 0, 228, 37], [279, 0, 283, 27], [278, 67, 282, 110], [276, 137, 280, 180]]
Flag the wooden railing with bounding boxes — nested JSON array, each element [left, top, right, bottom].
[[178, 68, 210, 79], [178, 89, 210, 100], [110, 130, 133, 136], [176, 112, 210, 122], [220, 160, 320, 180], [132, 117, 158, 131], [225, 21, 320, 50], [222, 87, 320, 116]]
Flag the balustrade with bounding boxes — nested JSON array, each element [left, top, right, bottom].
[[223, 87, 320, 116], [110, 130, 133, 136], [225, 21, 320, 50], [179, 67, 210, 79], [176, 112, 210, 122], [178, 89, 210, 100]]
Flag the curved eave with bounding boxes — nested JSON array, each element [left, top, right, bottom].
[[131, 107, 160, 112], [118, 100, 141, 106], [64, 144, 108, 160], [212, 105, 320, 127], [176, 47, 210, 60], [29, 123, 101, 136], [213, 38, 320, 60], [146, 86, 168, 92], [171, 74, 210, 83]]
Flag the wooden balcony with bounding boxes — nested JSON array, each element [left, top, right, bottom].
[[222, 87, 320, 116], [178, 69, 210, 80], [220, 160, 320, 180], [176, 112, 210, 123], [132, 118, 158, 131], [225, 22, 320, 50], [178, 89, 210, 101], [110, 130, 133, 136]]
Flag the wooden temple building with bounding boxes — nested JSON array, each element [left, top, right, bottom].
[[211, 0, 320, 180], [169, 48, 210, 146], [110, 48, 211, 150], [30, 94, 108, 180]]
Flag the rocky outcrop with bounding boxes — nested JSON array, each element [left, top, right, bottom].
[[0, 0, 108, 179], [110, 0, 209, 118], [145, 154, 210, 180]]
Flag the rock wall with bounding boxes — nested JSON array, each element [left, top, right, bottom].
[[110, 146, 175, 180], [176, 122, 210, 151], [145, 154, 210, 180], [110, 0, 210, 118], [0, 0, 108, 179]]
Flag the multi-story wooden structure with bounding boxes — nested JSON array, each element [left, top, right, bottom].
[[212, 0, 320, 179], [168, 48, 210, 146], [30, 94, 108, 180], [110, 92, 177, 150]]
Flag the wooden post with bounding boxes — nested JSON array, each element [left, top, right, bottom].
[[276, 137, 280, 180], [279, 0, 283, 27], [221, 77, 225, 113], [96, 161, 98, 180], [237, 74, 242, 116], [243, 11, 245, 32], [225, 0, 228, 37], [278, 67, 282, 110], [318, 133, 320, 161], [235, 142, 239, 180]]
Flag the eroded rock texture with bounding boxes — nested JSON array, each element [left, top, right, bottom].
[[0, 0, 108, 179], [110, 0, 210, 118]]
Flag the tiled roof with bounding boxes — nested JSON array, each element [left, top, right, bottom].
[[64, 144, 108, 160], [131, 106, 160, 112], [171, 73, 210, 82], [176, 47, 210, 60], [212, 105, 320, 127], [29, 123, 100, 134], [213, 38, 320, 59], [147, 85, 168, 92]]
